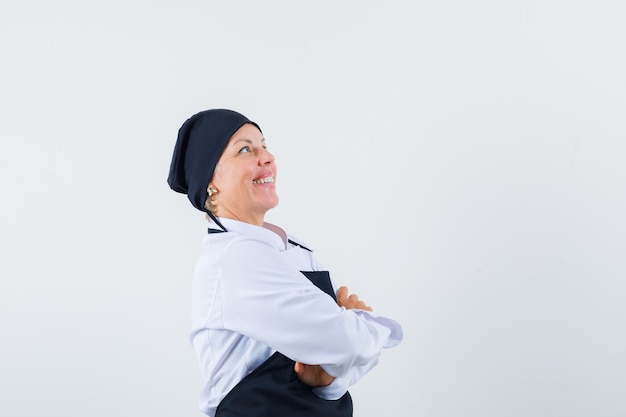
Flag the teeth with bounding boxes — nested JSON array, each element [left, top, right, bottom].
[[253, 177, 274, 184]]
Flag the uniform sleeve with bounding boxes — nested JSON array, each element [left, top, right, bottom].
[[313, 347, 379, 399], [313, 313, 394, 398], [218, 237, 403, 380]]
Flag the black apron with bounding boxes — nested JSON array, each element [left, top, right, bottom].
[[214, 268, 353, 417]]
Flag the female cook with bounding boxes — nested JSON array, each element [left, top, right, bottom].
[[167, 109, 403, 417]]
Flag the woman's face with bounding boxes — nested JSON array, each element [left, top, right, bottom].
[[210, 123, 278, 225]]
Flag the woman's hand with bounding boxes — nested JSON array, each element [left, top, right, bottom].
[[294, 362, 335, 387], [336, 286, 373, 311]]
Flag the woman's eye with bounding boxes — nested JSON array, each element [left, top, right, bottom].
[[238, 146, 251, 154]]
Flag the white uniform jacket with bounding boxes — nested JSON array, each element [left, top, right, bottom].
[[190, 217, 403, 417]]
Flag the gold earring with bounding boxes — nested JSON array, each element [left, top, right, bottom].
[[208, 185, 218, 197]]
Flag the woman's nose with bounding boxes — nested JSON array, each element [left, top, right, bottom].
[[259, 149, 275, 165]]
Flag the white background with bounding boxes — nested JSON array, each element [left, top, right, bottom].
[[1, 1, 625, 416]]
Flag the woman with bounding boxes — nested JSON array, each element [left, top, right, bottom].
[[168, 109, 403, 417]]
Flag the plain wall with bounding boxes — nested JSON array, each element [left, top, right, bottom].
[[1, 1, 625, 416]]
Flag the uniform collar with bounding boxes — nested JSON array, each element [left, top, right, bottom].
[[211, 217, 288, 250]]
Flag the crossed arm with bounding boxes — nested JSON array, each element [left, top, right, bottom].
[[294, 286, 373, 387]]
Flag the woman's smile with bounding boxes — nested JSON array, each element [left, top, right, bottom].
[[252, 176, 275, 184]]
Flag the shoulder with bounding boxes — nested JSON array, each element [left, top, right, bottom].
[[202, 231, 279, 257]]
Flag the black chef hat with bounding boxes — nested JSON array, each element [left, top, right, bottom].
[[167, 109, 261, 212]]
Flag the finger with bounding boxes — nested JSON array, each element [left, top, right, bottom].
[[336, 286, 348, 302], [336, 287, 350, 306], [294, 362, 303, 375], [359, 302, 373, 312]]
